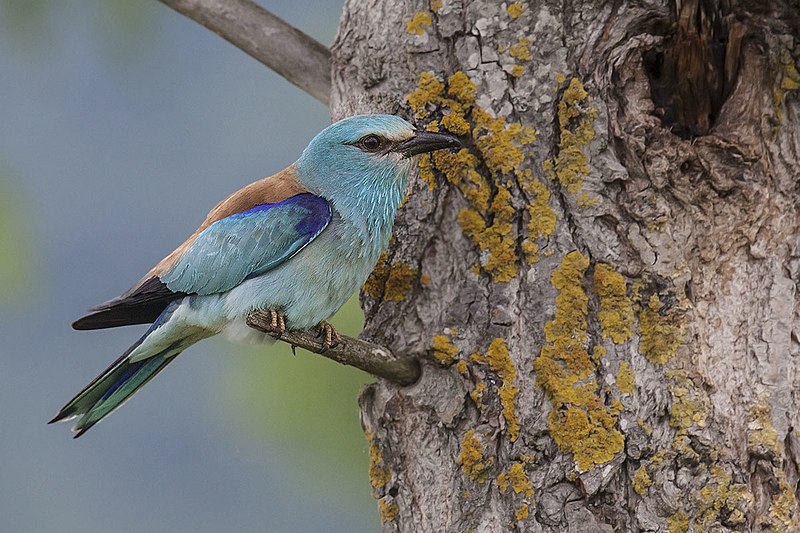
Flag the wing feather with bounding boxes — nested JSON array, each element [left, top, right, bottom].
[[159, 193, 331, 295]]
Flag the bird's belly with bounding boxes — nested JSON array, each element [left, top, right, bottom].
[[220, 227, 381, 332]]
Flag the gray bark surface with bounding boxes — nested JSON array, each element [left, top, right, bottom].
[[330, 1, 800, 531]]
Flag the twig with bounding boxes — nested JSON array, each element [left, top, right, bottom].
[[246, 309, 421, 386], [158, 0, 332, 105]]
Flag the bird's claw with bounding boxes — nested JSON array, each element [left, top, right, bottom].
[[316, 321, 341, 351], [265, 308, 287, 338]]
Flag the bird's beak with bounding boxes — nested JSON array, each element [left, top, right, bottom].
[[395, 130, 462, 157]]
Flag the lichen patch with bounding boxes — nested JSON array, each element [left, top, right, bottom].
[[533, 251, 625, 471]]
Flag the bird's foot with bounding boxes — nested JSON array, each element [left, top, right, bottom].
[[263, 308, 287, 338], [316, 321, 341, 351]]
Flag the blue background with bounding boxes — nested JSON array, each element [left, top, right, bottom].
[[0, 2, 380, 532]]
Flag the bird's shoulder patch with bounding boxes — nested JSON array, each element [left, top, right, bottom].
[[202, 164, 306, 226]]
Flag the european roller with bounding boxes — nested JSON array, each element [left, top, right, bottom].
[[51, 114, 460, 437]]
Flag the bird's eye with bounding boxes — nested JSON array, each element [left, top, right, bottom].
[[357, 134, 384, 152]]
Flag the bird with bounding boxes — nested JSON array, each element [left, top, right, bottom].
[[50, 114, 460, 437]]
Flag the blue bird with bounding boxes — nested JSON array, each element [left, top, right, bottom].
[[51, 114, 460, 437]]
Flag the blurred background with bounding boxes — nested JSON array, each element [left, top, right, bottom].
[[0, 1, 381, 532]]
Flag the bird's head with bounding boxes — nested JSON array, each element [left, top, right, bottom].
[[296, 114, 461, 202]]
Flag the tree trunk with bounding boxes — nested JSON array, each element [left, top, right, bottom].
[[331, 1, 800, 531]]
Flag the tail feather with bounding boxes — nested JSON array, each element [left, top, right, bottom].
[[52, 301, 204, 437], [72, 353, 177, 438], [49, 343, 183, 438], [49, 337, 147, 424]]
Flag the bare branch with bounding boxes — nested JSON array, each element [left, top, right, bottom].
[[158, 0, 331, 105], [246, 309, 421, 386]]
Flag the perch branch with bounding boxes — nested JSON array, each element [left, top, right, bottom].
[[246, 309, 421, 386], [158, 0, 332, 104]]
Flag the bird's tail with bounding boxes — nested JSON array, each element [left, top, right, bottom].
[[50, 303, 205, 437]]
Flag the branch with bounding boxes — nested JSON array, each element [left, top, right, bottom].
[[158, 0, 331, 105], [246, 310, 421, 386]]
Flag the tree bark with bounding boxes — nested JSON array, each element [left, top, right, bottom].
[[330, 0, 800, 531]]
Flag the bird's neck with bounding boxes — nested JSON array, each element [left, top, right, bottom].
[[296, 158, 412, 259], [330, 171, 408, 258]]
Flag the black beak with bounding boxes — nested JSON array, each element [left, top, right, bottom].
[[395, 130, 462, 157]]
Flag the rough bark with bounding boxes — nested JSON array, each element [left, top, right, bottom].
[[330, 0, 800, 531]]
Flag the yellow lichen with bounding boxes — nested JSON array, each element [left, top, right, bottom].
[[521, 240, 539, 264], [418, 153, 436, 190], [497, 462, 533, 521], [405, 71, 537, 283], [577, 192, 599, 207], [748, 399, 784, 457], [593, 263, 634, 344], [522, 177, 556, 263], [432, 334, 459, 366], [366, 432, 390, 491], [441, 112, 471, 135], [470, 381, 486, 404], [545, 251, 589, 344], [547, 405, 624, 472], [470, 352, 486, 364], [473, 111, 536, 175], [384, 262, 418, 302], [695, 464, 754, 529], [669, 381, 708, 435], [616, 361, 635, 395], [433, 149, 489, 211], [666, 510, 689, 533], [534, 251, 625, 471], [497, 463, 533, 521], [447, 71, 477, 104], [773, 49, 800, 121], [632, 465, 652, 495], [506, 2, 524, 19], [364, 255, 418, 302], [650, 449, 665, 462], [431, 0, 443, 12], [671, 435, 701, 463], [455, 359, 469, 376], [469, 339, 519, 441], [508, 37, 531, 61], [406, 11, 432, 35], [458, 429, 494, 482], [378, 499, 399, 522], [363, 251, 391, 299], [514, 505, 529, 520], [765, 470, 797, 531], [486, 338, 519, 441], [406, 71, 445, 119], [591, 345, 606, 365], [638, 294, 683, 364], [546, 78, 597, 194], [496, 462, 533, 497], [511, 64, 525, 78], [458, 185, 519, 282]]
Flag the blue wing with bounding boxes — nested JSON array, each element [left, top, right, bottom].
[[160, 193, 331, 295]]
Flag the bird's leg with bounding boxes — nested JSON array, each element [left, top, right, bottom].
[[264, 308, 287, 339], [316, 321, 341, 351]]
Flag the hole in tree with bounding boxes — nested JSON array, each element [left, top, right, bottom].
[[643, 0, 744, 139]]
